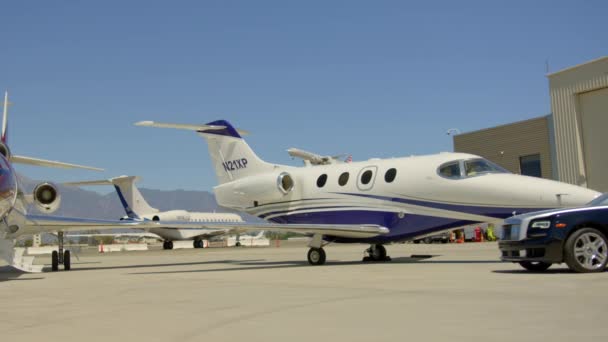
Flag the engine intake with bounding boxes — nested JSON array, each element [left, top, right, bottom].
[[33, 182, 61, 213], [0, 143, 11, 159]]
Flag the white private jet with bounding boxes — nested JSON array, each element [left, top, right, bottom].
[[136, 119, 601, 265], [65, 175, 244, 249], [1, 95, 385, 272]]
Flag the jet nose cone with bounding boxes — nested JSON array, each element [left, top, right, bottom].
[[527, 176, 600, 207], [556, 186, 601, 207]]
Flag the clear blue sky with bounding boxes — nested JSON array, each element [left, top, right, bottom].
[[1, 0, 606, 192]]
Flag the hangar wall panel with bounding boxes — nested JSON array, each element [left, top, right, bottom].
[[548, 57, 608, 188], [454, 116, 553, 178], [579, 87, 608, 192]]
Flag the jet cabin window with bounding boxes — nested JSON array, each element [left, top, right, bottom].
[[338, 172, 349, 186], [317, 174, 328, 188], [384, 168, 397, 183], [361, 170, 373, 185]]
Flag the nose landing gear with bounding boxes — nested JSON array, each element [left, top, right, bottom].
[[162, 240, 174, 250], [363, 244, 391, 262]]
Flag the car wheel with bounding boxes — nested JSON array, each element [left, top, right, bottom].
[[564, 228, 608, 273], [518, 261, 552, 272]]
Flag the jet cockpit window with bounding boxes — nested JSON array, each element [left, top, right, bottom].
[[438, 162, 462, 179], [464, 158, 509, 177]]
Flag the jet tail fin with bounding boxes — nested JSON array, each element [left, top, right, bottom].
[[65, 176, 159, 218], [135, 120, 273, 184]]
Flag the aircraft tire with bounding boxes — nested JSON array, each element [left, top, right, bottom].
[[64, 250, 71, 271], [51, 251, 59, 272], [370, 244, 387, 261], [167, 241, 174, 250], [307, 248, 326, 265]]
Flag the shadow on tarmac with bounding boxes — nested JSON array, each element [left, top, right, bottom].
[[59, 259, 267, 272], [0, 266, 45, 282], [493, 268, 607, 275], [128, 255, 505, 275]]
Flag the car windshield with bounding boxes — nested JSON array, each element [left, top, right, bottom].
[[587, 193, 608, 206], [463, 158, 509, 177]]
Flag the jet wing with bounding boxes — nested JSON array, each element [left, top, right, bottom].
[[22, 214, 389, 239], [196, 222, 389, 239], [21, 214, 228, 234]]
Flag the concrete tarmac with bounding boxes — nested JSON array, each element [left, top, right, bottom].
[[1, 242, 607, 342]]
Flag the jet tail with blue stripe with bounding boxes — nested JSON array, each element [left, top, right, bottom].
[[135, 120, 274, 185], [65, 176, 159, 219]]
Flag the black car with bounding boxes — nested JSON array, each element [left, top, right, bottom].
[[499, 193, 608, 273]]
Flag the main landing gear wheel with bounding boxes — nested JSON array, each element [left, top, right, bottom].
[[363, 244, 391, 262], [51, 250, 71, 271], [564, 228, 608, 273], [163, 241, 174, 250], [51, 250, 59, 272], [307, 248, 326, 265], [518, 261, 551, 272], [63, 250, 71, 271], [193, 240, 204, 249]]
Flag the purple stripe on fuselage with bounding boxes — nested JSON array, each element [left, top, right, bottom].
[[267, 209, 477, 243]]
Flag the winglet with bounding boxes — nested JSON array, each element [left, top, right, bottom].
[[2, 91, 9, 144]]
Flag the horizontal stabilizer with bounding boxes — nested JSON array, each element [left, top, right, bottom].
[[11, 155, 103, 171], [135, 121, 249, 136], [64, 179, 113, 186], [64, 175, 141, 187]]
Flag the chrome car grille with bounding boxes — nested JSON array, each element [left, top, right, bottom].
[[501, 224, 521, 241]]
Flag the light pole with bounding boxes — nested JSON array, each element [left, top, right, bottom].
[[446, 128, 461, 136], [446, 128, 460, 153]]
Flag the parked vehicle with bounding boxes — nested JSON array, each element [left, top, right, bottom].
[[499, 193, 608, 273]]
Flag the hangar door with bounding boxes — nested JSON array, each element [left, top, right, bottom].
[[579, 87, 608, 192]]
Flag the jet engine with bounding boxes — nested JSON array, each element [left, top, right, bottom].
[[150, 210, 191, 222], [214, 171, 297, 209], [33, 182, 61, 213]]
